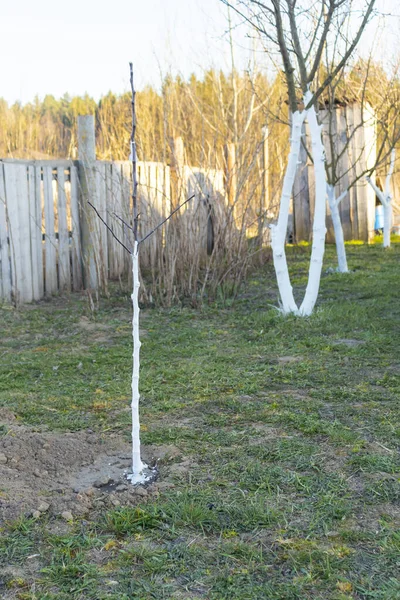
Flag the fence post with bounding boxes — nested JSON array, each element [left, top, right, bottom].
[[224, 143, 237, 206], [171, 136, 185, 208], [259, 126, 270, 245], [77, 115, 98, 290]]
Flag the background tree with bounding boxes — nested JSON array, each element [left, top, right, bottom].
[[221, 0, 376, 315], [326, 61, 400, 265]]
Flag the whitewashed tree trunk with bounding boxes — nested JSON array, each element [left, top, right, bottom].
[[271, 91, 328, 317], [327, 184, 349, 273], [383, 149, 395, 248], [367, 149, 395, 249], [299, 97, 327, 316], [271, 109, 307, 314], [383, 203, 392, 248], [127, 240, 146, 483]]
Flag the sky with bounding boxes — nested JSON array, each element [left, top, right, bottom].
[[0, 0, 399, 106], [0, 0, 253, 105]]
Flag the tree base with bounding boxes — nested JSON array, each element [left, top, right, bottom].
[[125, 463, 158, 486]]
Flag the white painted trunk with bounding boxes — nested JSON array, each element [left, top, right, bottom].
[[130, 241, 144, 479], [366, 149, 395, 249], [383, 203, 392, 248], [327, 185, 349, 273], [270, 91, 329, 317], [299, 100, 327, 316], [271, 109, 306, 314]]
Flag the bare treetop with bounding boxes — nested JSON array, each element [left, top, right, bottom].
[[222, 0, 376, 112]]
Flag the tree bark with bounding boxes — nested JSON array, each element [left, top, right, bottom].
[[366, 149, 395, 248], [299, 95, 327, 316], [129, 241, 145, 481], [271, 109, 306, 314], [327, 184, 349, 273], [383, 203, 392, 248]]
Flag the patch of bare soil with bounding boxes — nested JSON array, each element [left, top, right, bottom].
[[277, 356, 304, 365], [348, 502, 400, 534], [0, 411, 190, 524], [332, 338, 366, 347], [248, 425, 291, 446]]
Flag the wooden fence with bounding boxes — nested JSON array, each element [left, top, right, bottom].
[[0, 160, 81, 304], [3, 107, 397, 304], [0, 156, 226, 304], [293, 103, 377, 243]]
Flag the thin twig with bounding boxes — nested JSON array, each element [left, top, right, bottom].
[[88, 201, 132, 254], [139, 194, 196, 246], [113, 212, 134, 232], [374, 441, 394, 454], [130, 63, 139, 241]]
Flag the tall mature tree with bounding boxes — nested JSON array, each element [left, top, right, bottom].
[[222, 0, 376, 315], [322, 59, 400, 266]]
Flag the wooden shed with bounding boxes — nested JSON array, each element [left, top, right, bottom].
[[293, 102, 377, 243]]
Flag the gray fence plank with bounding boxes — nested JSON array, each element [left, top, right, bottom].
[[57, 167, 71, 291], [28, 166, 38, 300], [4, 164, 23, 303], [337, 108, 352, 240], [0, 164, 11, 302], [70, 165, 83, 290], [353, 104, 368, 242], [121, 162, 132, 273], [43, 166, 57, 295], [95, 162, 109, 286], [108, 163, 124, 278], [34, 166, 44, 298], [16, 164, 34, 302]]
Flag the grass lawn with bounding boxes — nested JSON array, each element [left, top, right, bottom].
[[0, 243, 399, 599]]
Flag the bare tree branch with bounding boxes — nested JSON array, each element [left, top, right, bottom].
[[130, 62, 139, 241], [310, 1, 377, 107], [88, 201, 132, 255], [139, 194, 195, 246]]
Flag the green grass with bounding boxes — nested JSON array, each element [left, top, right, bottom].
[[0, 243, 400, 599]]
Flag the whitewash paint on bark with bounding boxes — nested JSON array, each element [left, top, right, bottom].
[[299, 95, 327, 316], [327, 185, 349, 273], [127, 241, 147, 483], [270, 109, 306, 314], [367, 149, 395, 248], [271, 91, 327, 317]]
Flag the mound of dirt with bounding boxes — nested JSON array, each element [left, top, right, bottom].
[[0, 411, 188, 524]]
